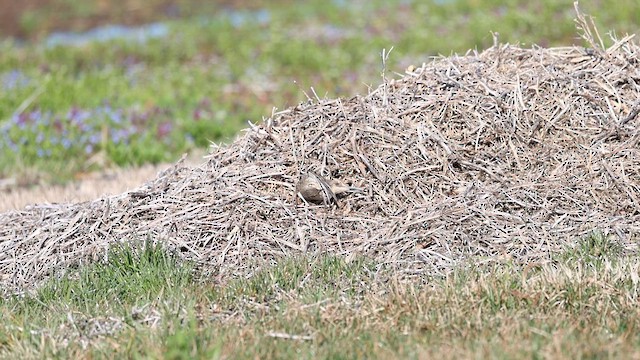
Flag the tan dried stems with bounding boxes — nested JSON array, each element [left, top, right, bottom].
[[1, 8, 639, 295]]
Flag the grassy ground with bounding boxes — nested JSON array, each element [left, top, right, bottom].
[[1, 0, 640, 183], [0, 232, 637, 358], [2, 1, 640, 358]]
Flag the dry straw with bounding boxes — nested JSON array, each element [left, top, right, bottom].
[[1, 9, 639, 295]]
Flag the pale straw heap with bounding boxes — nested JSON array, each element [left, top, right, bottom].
[[1, 11, 639, 295]]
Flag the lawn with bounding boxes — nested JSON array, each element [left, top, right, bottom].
[[1, 233, 637, 358]]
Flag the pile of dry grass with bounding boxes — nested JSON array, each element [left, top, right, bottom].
[[1, 13, 639, 294]]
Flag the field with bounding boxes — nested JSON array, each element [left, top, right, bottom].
[[3, 239, 639, 358], [2, 0, 639, 184], [1, 1, 640, 358]]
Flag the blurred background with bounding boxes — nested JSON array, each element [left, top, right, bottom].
[[0, 0, 638, 187], [0, 0, 273, 39]]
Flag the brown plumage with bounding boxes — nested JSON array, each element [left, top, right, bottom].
[[296, 172, 362, 205]]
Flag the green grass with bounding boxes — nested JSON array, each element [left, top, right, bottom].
[[2, 0, 640, 182], [556, 230, 624, 265], [1, 232, 638, 358]]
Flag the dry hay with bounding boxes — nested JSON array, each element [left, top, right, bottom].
[[2, 16, 640, 295]]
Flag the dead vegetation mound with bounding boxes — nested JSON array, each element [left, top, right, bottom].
[[1, 14, 640, 294]]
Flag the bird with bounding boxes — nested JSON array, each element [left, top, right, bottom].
[[296, 171, 362, 205]]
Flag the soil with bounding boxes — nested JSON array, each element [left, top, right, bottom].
[[1, 164, 168, 212], [0, 151, 206, 212]]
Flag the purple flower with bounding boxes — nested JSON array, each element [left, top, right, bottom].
[[89, 134, 101, 145], [110, 128, 131, 144], [1, 70, 30, 91], [37, 110, 48, 122], [53, 118, 64, 133], [13, 113, 29, 129], [31, 109, 43, 124], [108, 109, 123, 124], [67, 107, 90, 127], [157, 121, 173, 138]]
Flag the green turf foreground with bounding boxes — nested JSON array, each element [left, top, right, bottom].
[[1, 232, 638, 359]]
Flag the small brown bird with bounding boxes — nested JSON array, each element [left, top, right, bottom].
[[296, 172, 362, 205]]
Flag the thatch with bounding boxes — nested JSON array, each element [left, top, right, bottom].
[[1, 14, 639, 295]]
